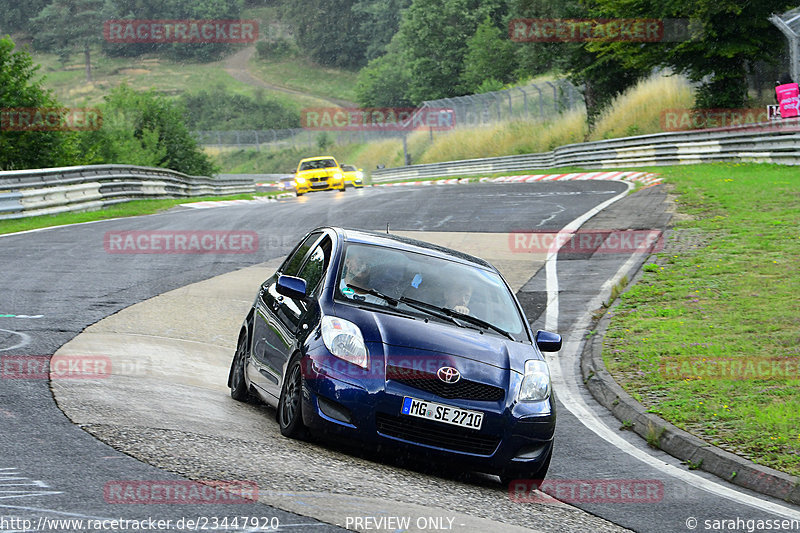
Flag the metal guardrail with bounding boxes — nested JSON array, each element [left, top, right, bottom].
[[371, 119, 800, 181], [0, 164, 254, 220]]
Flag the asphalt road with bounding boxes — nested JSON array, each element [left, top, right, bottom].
[[1, 182, 799, 532]]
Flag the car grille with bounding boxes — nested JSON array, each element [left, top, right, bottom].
[[376, 413, 500, 455], [386, 364, 505, 402]]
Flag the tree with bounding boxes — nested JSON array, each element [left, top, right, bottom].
[[585, 0, 795, 108], [509, 0, 649, 125], [396, 0, 506, 103], [99, 0, 245, 61], [355, 35, 414, 107], [353, 0, 411, 61], [79, 85, 217, 176], [460, 16, 517, 94], [181, 87, 300, 130], [0, 37, 77, 170], [282, 0, 369, 68], [0, 0, 51, 35], [30, 0, 108, 81]]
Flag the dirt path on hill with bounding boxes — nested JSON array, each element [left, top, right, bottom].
[[223, 46, 357, 108]]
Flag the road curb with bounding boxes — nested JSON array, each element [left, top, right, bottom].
[[579, 260, 800, 506]]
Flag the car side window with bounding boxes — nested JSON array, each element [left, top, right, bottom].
[[281, 232, 321, 276], [297, 236, 332, 294]]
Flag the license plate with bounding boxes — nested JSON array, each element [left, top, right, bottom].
[[401, 396, 483, 430]]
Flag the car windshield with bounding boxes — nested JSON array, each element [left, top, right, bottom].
[[299, 159, 336, 170], [335, 243, 526, 340]]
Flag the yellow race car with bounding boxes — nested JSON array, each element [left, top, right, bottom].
[[294, 156, 345, 196], [341, 164, 364, 189]]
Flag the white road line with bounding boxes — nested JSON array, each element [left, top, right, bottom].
[[543, 185, 800, 519], [544, 182, 634, 332], [0, 329, 31, 352]]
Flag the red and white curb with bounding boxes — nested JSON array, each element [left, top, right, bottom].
[[376, 171, 661, 187], [483, 171, 661, 185]]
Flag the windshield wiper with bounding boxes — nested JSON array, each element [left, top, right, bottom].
[[398, 295, 515, 340], [345, 285, 515, 340], [346, 284, 461, 325], [446, 308, 515, 341], [345, 284, 399, 305]]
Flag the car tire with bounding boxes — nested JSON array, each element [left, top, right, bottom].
[[296, 191, 304, 197], [278, 353, 308, 439], [229, 328, 250, 402], [499, 446, 552, 488]]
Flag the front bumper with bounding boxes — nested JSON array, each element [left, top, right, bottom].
[[295, 176, 343, 193], [300, 347, 555, 475]]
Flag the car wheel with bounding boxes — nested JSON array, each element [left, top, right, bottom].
[[278, 353, 307, 439], [296, 191, 304, 197], [229, 329, 250, 402], [499, 447, 552, 488]]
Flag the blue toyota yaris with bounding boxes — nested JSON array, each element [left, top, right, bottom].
[[228, 227, 561, 483]]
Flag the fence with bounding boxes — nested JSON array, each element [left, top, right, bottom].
[[0, 165, 254, 220], [417, 79, 581, 128], [193, 80, 584, 151]]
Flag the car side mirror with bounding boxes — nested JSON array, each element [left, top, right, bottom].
[[276, 275, 307, 300], [535, 330, 562, 352]]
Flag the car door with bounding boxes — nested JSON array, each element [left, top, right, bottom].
[[270, 235, 333, 378], [250, 232, 322, 400]]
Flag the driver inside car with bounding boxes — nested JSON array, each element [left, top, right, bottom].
[[339, 247, 383, 305], [444, 279, 473, 315]]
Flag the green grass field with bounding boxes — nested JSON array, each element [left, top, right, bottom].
[[31, 46, 346, 110], [603, 163, 800, 476]]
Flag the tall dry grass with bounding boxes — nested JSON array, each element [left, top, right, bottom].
[[589, 74, 695, 140], [416, 108, 589, 164]]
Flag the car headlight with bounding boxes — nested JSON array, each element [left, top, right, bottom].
[[518, 360, 551, 401], [334, 172, 343, 180], [321, 316, 368, 368], [295, 177, 306, 184], [356, 171, 363, 180]]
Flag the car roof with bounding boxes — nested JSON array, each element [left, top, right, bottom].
[[331, 227, 494, 271], [299, 156, 337, 162]]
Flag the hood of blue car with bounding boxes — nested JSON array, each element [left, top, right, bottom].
[[333, 303, 537, 374]]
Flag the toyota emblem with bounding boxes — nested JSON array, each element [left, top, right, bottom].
[[437, 366, 461, 384]]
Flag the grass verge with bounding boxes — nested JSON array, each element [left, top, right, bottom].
[[0, 193, 279, 236], [603, 162, 800, 476]]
